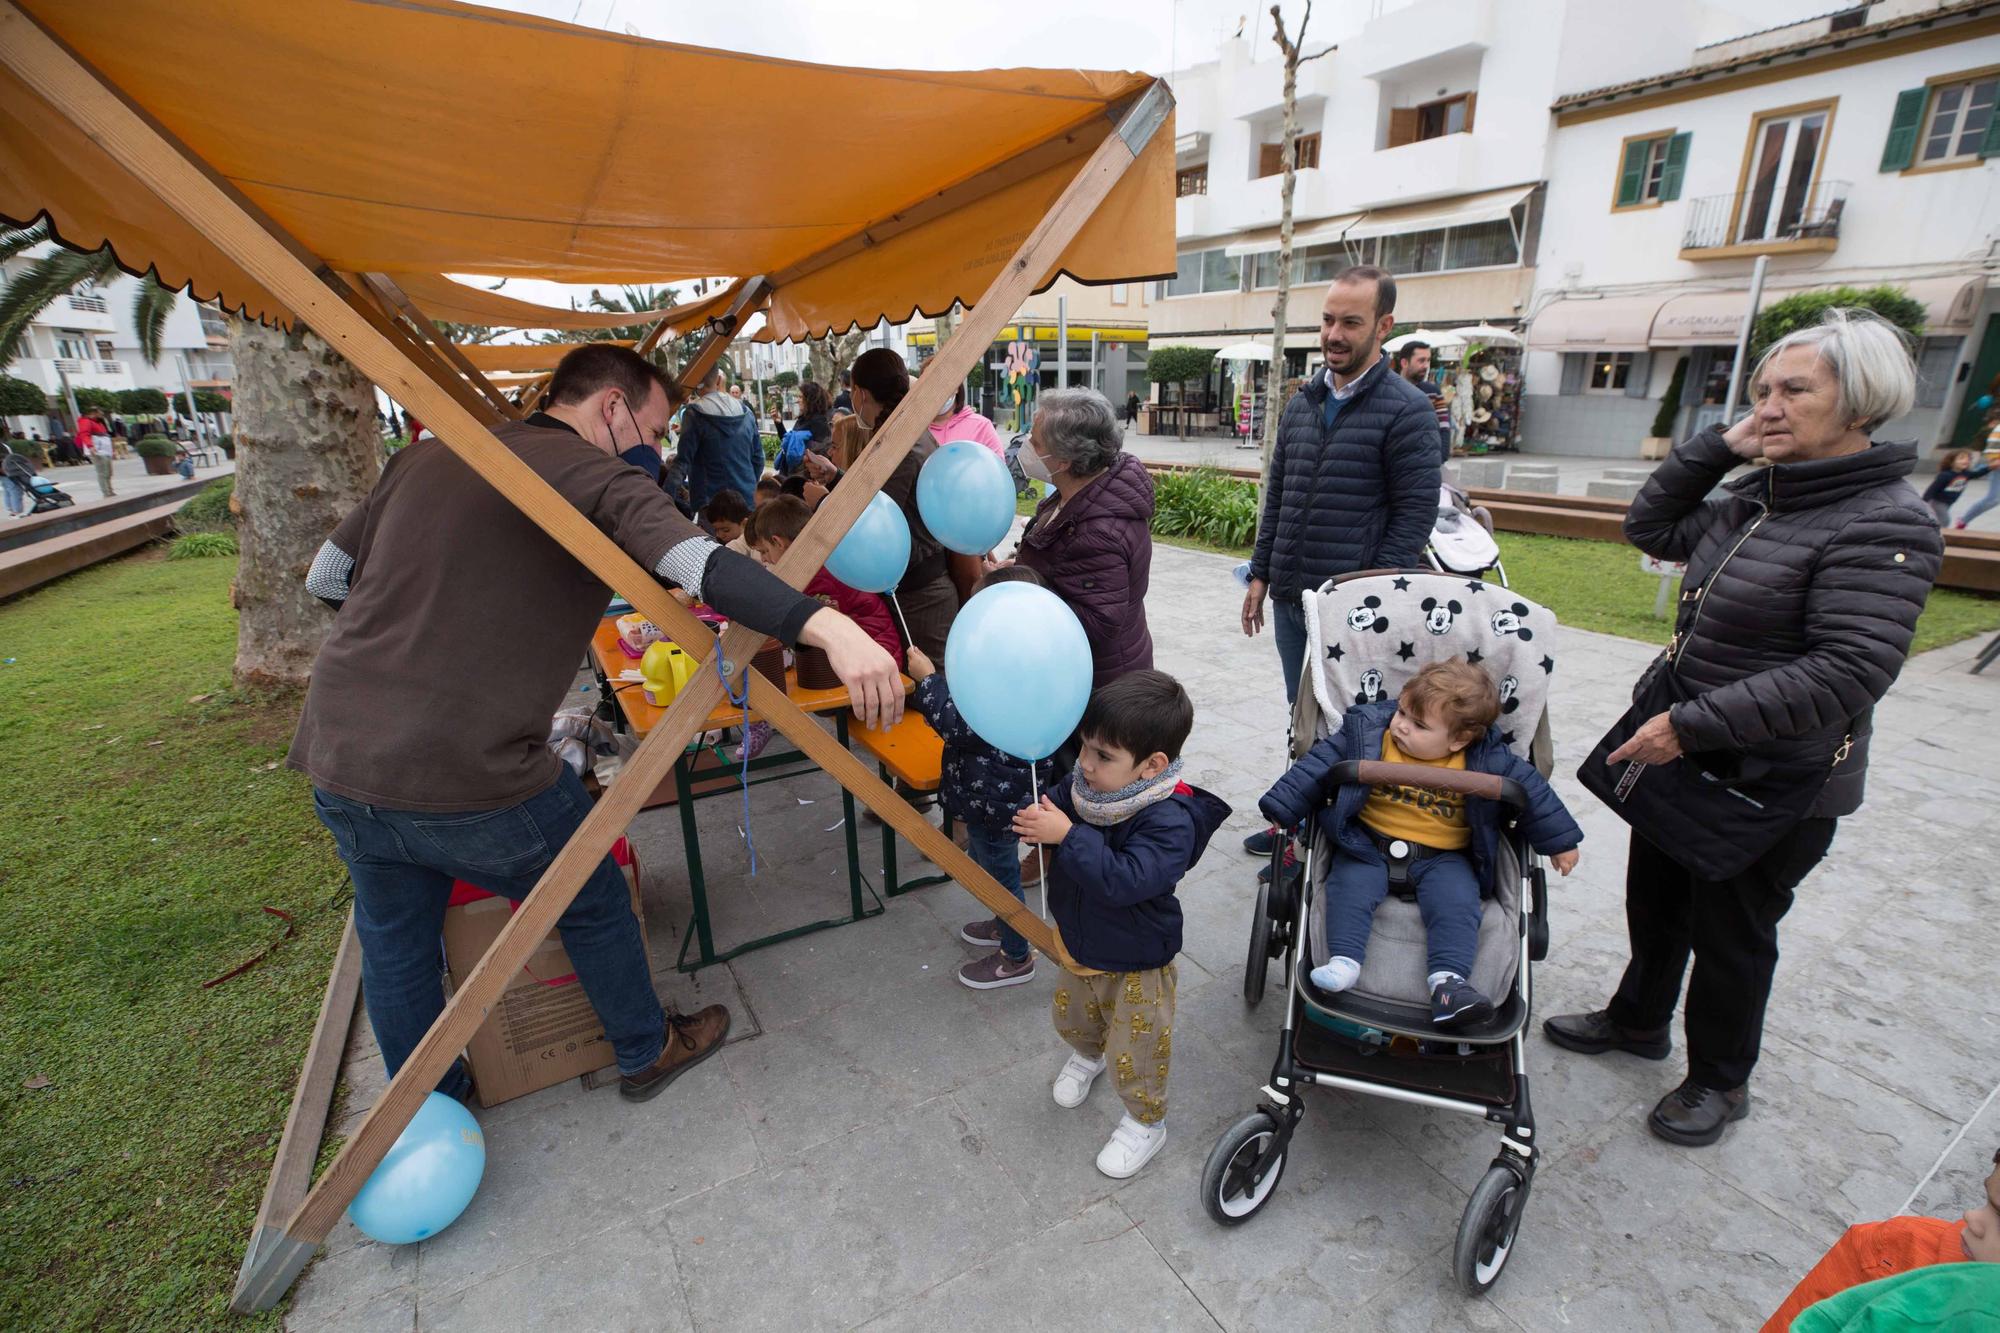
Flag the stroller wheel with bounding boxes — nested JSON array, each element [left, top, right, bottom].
[[1201, 1111, 1287, 1226], [1243, 881, 1272, 1005], [1453, 1163, 1531, 1295]]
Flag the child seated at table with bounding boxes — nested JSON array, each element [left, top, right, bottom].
[[904, 566, 1057, 992], [702, 488, 752, 552], [754, 475, 782, 507], [743, 497, 900, 660]]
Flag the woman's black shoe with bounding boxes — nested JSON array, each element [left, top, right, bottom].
[[1542, 1009, 1672, 1060], [1648, 1078, 1749, 1146]]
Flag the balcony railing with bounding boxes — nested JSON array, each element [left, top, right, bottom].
[[199, 313, 229, 337], [1681, 180, 1848, 252], [50, 357, 127, 375], [64, 293, 110, 314]]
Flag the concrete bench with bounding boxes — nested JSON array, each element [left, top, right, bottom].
[[1585, 479, 1646, 502], [1504, 464, 1559, 494]]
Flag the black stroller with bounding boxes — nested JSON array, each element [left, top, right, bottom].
[[1202, 569, 1559, 1294], [21, 471, 75, 513]]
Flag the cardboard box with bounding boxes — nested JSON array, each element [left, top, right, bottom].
[[442, 840, 648, 1107]]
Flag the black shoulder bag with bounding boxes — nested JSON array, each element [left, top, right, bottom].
[[1576, 612, 1849, 882]]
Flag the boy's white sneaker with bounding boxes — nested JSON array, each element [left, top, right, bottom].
[[1096, 1114, 1167, 1179], [1052, 1052, 1105, 1108]]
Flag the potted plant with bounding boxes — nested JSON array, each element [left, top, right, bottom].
[[134, 433, 179, 475], [1642, 356, 1688, 460]]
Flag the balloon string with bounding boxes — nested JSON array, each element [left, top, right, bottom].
[[713, 652, 757, 876], [1030, 766, 1047, 923], [886, 590, 914, 653]]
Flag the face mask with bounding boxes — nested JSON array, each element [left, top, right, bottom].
[[619, 442, 662, 481], [1019, 444, 1063, 484]]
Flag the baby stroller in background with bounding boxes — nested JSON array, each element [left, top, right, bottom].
[[1202, 570, 1559, 1294], [23, 472, 75, 513], [1426, 481, 1506, 586]]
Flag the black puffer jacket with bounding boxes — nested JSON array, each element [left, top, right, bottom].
[[1627, 428, 1942, 818], [1250, 357, 1442, 602]]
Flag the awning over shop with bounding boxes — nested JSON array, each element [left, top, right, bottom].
[[0, 0, 1174, 341], [1222, 213, 1364, 258], [394, 274, 691, 332], [1342, 184, 1537, 242], [1654, 274, 1988, 347], [905, 322, 1147, 348], [1526, 294, 1667, 351]]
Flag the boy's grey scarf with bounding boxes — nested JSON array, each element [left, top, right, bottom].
[[1069, 759, 1185, 827]]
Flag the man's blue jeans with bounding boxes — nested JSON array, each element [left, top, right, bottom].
[[2, 477, 23, 516], [965, 821, 1028, 962], [1272, 595, 1309, 706], [312, 767, 664, 1101]]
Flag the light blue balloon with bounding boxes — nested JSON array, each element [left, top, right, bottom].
[[825, 491, 911, 594], [347, 1092, 486, 1245], [917, 439, 1016, 556], [944, 582, 1092, 762]]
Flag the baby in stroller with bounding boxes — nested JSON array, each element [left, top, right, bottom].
[[1260, 659, 1582, 1028]]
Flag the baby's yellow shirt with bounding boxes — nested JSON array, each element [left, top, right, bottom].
[[1358, 731, 1471, 850]]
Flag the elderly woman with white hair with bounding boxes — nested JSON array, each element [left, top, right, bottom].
[[1546, 309, 1943, 1148]]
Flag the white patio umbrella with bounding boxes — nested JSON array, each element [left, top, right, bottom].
[[1453, 323, 1523, 345], [1214, 341, 1274, 361], [1383, 328, 1455, 352]]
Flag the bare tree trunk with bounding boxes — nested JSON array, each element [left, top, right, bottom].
[[230, 321, 382, 690], [1261, 0, 1313, 492]]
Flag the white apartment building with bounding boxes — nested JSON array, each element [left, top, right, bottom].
[[1, 242, 234, 428], [1149, 0, 1755, 380], [1525, 0, 2000, 456]]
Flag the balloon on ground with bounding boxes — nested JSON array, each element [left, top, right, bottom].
[[347, 1092, 486, 1245], [825, 491, 912, 594], [917, 438, 1017, 555], [944, 582, 1092, 762]]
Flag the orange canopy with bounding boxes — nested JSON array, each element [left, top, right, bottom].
[[451, 341, 631, 373], [391, 274, 682, 332], [0, 0, 1173, 339]]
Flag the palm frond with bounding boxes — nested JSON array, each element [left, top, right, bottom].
[[130, 278, 177, 366], [0, 218, 52, 265], [0, 247, 119, 366]]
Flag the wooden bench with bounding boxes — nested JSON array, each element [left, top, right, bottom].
[[849, 708, 955, 897]]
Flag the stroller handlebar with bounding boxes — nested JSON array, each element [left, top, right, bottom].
[[1330, 760, 1528, 811]]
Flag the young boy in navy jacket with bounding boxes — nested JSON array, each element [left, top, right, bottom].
[[1014, 670, 1230, 1179], [1261, 659, 1581, 1028]]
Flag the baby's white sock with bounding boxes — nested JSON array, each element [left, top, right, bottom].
[[1427, 970, 1462, 991], [1311, 956, 1361, 992]]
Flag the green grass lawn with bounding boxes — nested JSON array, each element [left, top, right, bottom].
[[0, 551, 345, 1331], [1149, 529, 2000, 657]]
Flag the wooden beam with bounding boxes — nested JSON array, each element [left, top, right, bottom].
[[0, 5, 1170, 1304], [670, 276, 769, 392], [363, 273, 519, 419], [339, 271, 507, 427], [229, 913, 361, 1313]]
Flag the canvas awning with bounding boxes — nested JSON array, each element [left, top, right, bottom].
[[1527, 294, 1668, 351], [0, 0, 1175, 340], [393, 273, 687, 332], [1222, 213, 1365, 258], [451, 341, 631, 373], [1651, 274, 1988, 347], [1341, 184, 1537, 242]]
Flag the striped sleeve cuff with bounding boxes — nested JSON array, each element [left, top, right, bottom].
[[654, 535, 718, 599]]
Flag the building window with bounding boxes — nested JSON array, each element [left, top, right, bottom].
[[1176, 163, 1208, 197], [1256, 132, 1321, 178], [1109, 283, 1128, 306], [1915, 336, 1964, 410], [1418, 93, 1473, 141], [1735, 101, 1834, 243], [1446, 219, 1519, 269], [1378, 228, 1448, 275], [1614, 130, 1690, 209], [1921, 76, 1999, 164], [1586, 352, 1635, 393], [1163, 248, 1242, 298]]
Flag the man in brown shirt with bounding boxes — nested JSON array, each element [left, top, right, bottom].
[[293, 345, 900, 1104]]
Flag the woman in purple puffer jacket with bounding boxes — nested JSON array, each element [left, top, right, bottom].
[[1011, 388, 1155, 689]]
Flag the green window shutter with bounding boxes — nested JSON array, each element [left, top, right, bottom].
[[1880, 87, 1928, 171], [1616, 137, 1650, 206], [1659, 132, 1691, 200], [1981, 104, 2000, 158]]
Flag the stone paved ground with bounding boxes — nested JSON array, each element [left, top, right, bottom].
[[289, 537, 2000, 1333]]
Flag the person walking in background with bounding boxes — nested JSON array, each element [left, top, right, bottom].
[[677, 365, 763, 513], [1924, 449, 1981, 526], [1393, 339, 1453, 464], [78, 407, 115, 497], [1125, 390, 1140, 426], [1237, 266, 1443, 865], [1953, 410, 2000, 528], [2, 437, 33, 518]]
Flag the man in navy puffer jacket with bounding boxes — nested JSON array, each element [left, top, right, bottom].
[[1242, 267, 1444, 706]]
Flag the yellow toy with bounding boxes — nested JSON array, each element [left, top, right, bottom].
[[639, 640, 698, 706]]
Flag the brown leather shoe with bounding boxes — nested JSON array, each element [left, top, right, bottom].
[[619, 1005, 730, 1102], [1648, 1077, 1749, 1146]]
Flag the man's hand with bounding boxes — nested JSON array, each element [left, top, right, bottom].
[[799, 607, 903, 729], [800, 451, 840, 484], [905, 646, 936, 681], [1241, 577, 1268, 637], [1721, 412, 1763, 461], [1012, 794, 1072, 846], [1549, 849, 1580, 877], [1607, 711, 1683, 766]]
